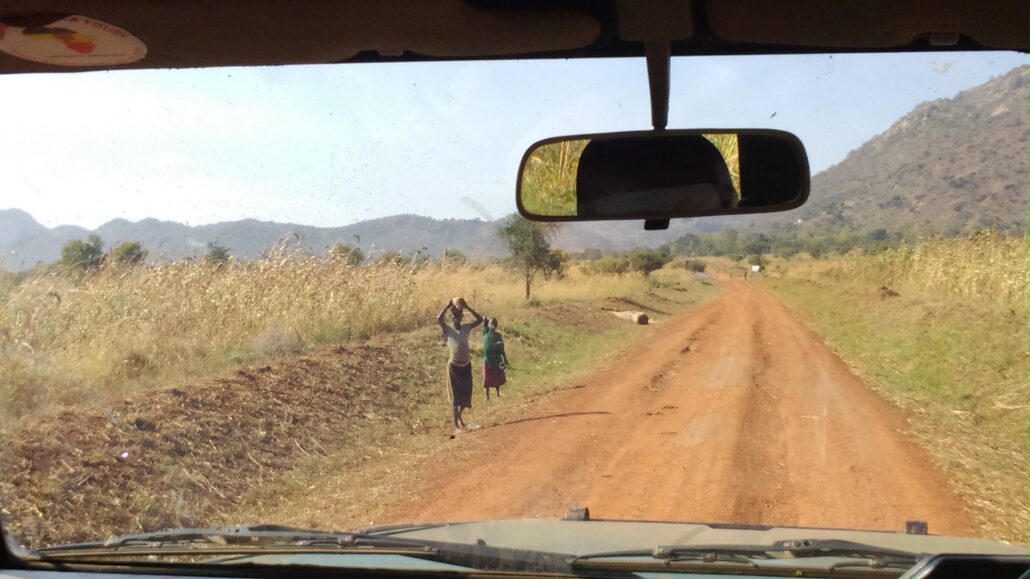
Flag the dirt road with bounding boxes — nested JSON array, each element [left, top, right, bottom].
[[382, 279, 976, 535]]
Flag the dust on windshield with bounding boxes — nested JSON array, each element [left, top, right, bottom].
[[0, 54, 1026, 554]]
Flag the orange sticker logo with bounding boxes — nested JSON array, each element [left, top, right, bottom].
[[23, 27, 97, 54], [0, 15, 145, 66]]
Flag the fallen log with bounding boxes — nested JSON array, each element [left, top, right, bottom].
[[610, 310, 649, 325]]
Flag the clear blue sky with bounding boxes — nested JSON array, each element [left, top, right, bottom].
[[0, 51, 1024, 228]]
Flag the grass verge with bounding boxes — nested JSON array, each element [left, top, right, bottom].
[[762, 277, 1027, 542]]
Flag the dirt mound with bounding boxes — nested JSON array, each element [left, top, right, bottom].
[[0, 338, 439, 548], [531, 302, 620, 332], [601, 297, 669, 315]]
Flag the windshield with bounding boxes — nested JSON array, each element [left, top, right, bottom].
[[0, 51, 1026, 572]]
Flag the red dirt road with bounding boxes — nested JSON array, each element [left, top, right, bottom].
[[383, 279, 976, 535]]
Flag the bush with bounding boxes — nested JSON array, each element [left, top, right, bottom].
[[205, 242, 231, 265], [585, 255, 630, 276], [60, 235, 104, 271], [442, 249, 467, 265], [376, 251, 409, 265], [109, 241, 147, 266], [252, 323, 305, 356], [328, 243, 363, 266], [629, 249, 670, 276], [684, 260, 706, 273]]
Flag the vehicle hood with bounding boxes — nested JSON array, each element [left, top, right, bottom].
[[366, 517, 1026, 556]]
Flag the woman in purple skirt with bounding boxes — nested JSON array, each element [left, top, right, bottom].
[[481, 317, 508, 400]]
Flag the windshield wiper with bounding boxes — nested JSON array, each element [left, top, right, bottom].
[[34, 524, 431, 555], [32, 524, 574, 574], [571, 538, 924, 576]]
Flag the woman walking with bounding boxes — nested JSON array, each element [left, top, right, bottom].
[[437, 297, 482, 436], [482, 317, 508, 400]]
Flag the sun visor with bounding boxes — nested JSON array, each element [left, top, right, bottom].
[[707, 0, 1028, 50], [0, 0, 601, 73], [617, 0, 693, 42]]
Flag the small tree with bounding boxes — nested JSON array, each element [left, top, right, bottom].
[[442, 248, 468, 265], [60, 235, 105, 270], [629, 249, 670, 276], [497, 214, 556, 300], [376, 250, 408, 265], [205, 242, 231, 265], [542, 248, 568, 279], [109, 241, 147, 266], [328, 242, 363, 266]]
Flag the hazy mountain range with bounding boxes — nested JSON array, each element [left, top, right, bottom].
[[770, 66, 1027, 234], [1, 67, 1025, 271]]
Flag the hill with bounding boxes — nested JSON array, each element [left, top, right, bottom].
[[777, 66, 1027, 235], [2, 67, 1026, 270], [0, 210, 728, 271]]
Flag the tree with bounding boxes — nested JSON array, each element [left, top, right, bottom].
[[740, 232, 773, 257], [442, 248, 468, 265], [497, 214, 556, 300], [109, 241, 147, 266], [629, 249, 670, 276], [205, 242, 231, 265], [60, 235, 105, 270], [711, 228, 740, 257], [586, 255, 630, 276], [376, 250, 409, 265], [542, 249, 568, 279], [328, 242, 363, 265]]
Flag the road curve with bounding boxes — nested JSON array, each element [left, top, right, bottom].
[[380, 278, 976, 536]]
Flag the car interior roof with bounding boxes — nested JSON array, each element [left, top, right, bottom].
[[0, 0, 1026, 75]]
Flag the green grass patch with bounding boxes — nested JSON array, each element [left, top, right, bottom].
[[762, 277, 1027, 542]]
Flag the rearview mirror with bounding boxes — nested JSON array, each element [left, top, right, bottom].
[[516, 130, 809, 221]]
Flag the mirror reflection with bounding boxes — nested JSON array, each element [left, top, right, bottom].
[[518, 130, 807, 220]]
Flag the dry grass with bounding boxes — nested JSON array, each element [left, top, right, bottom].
[[778, 231, 1026, 307], [0, 256, 665, 424]]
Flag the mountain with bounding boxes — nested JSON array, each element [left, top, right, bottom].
[[772, 66, 1027, 235], [0, 212, 507, 271], [2, 67, 1025, 271], [0, 207, 722, 271]]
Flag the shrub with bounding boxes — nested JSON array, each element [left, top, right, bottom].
[[205, 242, 231, 265], [328, 243, 363, 266], [60, 235, 104, 271], [252, 323, 305, 356], [685, 260, 706, 273], [629, 249, 670, 276], [109, 242, 147, 266]]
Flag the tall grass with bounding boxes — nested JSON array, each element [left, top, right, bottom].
[[778, 232, 1026, 306], [764, 232, 1027, 541], [0, 256, 661, 422]]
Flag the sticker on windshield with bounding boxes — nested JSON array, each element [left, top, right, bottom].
[[0, 15, 146, 66]]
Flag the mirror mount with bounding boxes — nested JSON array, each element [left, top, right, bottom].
[[645, 41, 671, 131]]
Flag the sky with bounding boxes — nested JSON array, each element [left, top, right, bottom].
[[0, 51, 1024, 229]]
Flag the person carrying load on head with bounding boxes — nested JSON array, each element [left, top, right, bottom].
[[437, 296, 482, 436]]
